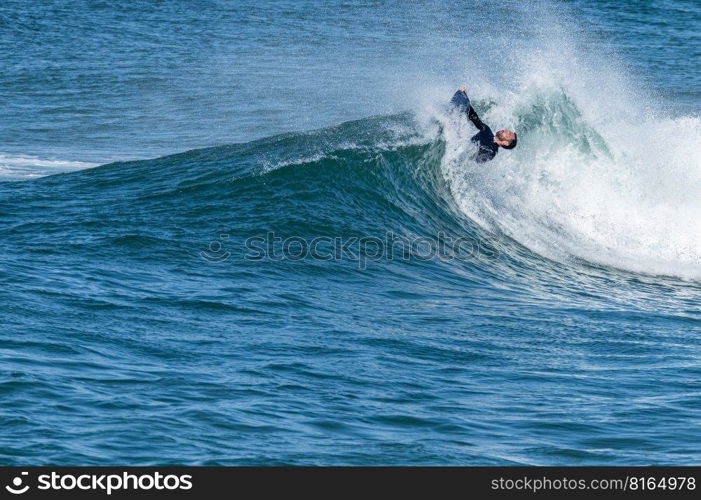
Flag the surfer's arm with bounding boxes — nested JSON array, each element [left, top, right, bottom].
[[467, 106, 488, 131]]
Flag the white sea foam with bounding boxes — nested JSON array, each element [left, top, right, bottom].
[[431, 10, 701, 280], [0, 153, 97, 181]]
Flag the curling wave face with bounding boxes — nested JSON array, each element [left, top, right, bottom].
[[440, 82, 701, 280]]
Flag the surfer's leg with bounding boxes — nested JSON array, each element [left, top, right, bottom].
[[449, 90, 470, 113]]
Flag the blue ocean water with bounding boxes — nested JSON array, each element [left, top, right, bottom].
[[1, 0, 700, 465]]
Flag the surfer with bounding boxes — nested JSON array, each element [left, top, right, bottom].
[[450, 86, 517, 162]]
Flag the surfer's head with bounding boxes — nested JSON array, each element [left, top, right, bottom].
[[495, 130, 517, 149]]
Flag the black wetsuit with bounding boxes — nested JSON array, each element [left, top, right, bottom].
[[450, 90, 498, 163]]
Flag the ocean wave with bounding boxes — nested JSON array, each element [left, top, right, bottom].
[[6, 77, 700, 283]]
